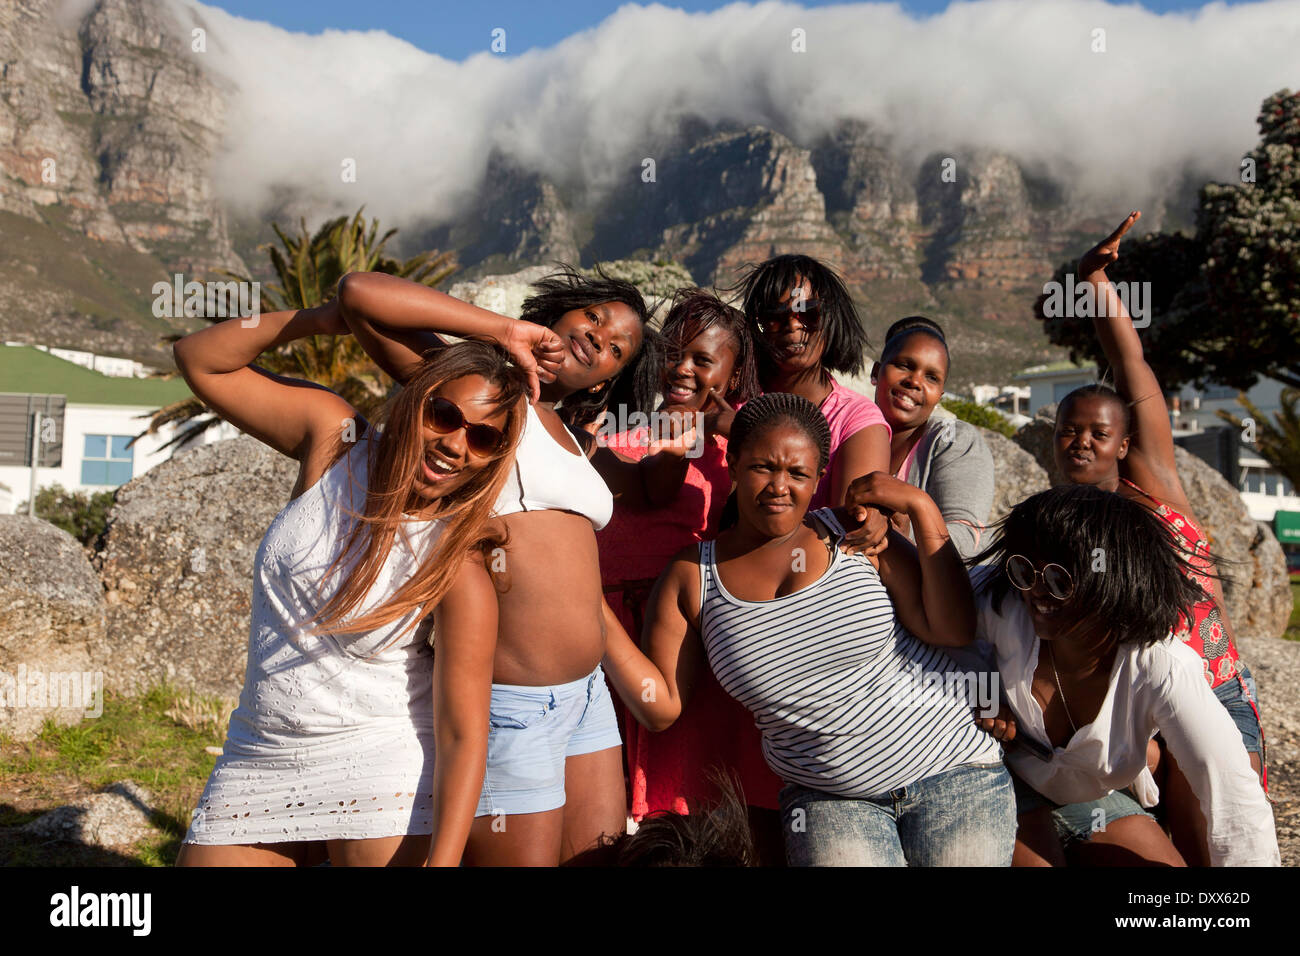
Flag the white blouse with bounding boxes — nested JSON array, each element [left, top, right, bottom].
[[975, 582, 1279, 867]]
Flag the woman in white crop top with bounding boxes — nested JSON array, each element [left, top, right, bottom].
[[336, 267, 675, 865], [172, 303, 529, 866], [969, 485, 1279, 867]]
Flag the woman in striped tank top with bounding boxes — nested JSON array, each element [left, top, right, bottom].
[[601, 393, 1015, 866]]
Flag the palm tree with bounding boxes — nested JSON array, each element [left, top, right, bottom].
[[1218, 389, 1300, 492], [142, 208, 456, 452]]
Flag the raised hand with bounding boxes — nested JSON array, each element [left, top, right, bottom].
[[646, 405, 701, 459], [1079, 210, 1141, 278], [499, 320, 565, 403], [702, 388, 737, 439]]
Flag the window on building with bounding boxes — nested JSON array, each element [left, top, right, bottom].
[[82, 435, 134, 486]]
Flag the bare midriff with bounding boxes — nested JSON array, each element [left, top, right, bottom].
[[488, 509, 607, 686]]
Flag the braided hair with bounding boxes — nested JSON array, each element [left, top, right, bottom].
[[721, 392, 831, 530], [730, 392, 832, 473]]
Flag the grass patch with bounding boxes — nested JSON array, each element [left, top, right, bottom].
[[0, 683, 233, 866]]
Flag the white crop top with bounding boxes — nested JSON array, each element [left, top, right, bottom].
[[492, 402, 613, 530]]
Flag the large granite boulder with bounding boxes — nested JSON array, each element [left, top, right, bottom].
[[1010, 409, 1291, 642], [95, 436, 297, 697], [0, 515, 105, 740], [980, 428, 1051, 524]]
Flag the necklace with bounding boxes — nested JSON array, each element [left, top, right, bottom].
[[1047, 643, 1079, 735]]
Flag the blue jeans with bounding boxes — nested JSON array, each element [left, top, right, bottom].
[[779, 760, 1016, 866]]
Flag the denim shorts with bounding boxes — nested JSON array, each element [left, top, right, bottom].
[[1010, 771, 1155, 847], [1215, 664, 1262, 755], [779, 760, 1017, 867], [474, 665, 622, 818]]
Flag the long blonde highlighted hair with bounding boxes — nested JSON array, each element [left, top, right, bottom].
[[308, 341, 527, 640]]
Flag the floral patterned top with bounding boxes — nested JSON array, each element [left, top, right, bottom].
[[1119, 478, 1239, 687]]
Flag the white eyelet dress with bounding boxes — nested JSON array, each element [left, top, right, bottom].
[[184, 435, 445, 845]]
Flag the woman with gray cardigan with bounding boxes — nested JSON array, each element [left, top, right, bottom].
[[870, 317, 995, 559]]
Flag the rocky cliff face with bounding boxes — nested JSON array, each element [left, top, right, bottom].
[[0, 0, 244, 362], [1, 0, 243, 272]]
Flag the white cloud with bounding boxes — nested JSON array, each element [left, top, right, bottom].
[[165, 0, 1300, 228]]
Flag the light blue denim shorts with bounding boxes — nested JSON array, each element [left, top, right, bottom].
[[474, 665, 622, 818]]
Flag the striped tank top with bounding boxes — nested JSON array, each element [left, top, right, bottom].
[[698, 509, 1000, 798]]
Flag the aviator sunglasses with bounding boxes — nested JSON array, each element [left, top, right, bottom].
[[755, 299, 823, 334], [1005, 554, 1075, 601], [425, 395, 506, 457]]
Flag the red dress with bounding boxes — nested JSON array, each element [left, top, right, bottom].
[[596, 429, 783, 819], [1120, 477, 1267, 789]]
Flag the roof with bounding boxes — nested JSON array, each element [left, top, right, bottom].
[[1012, 361, 1098, 382], [0, 346, 192, 407]]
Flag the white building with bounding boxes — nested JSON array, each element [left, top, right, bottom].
[[0, 345, 236, 513], [3, 342, 158, 379]]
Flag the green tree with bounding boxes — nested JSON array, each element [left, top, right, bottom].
[[19, 484, 116, 546], [143, 208, 456, 451], [1037, 89, 1300, 392], [1218, 389, 1300, 492], [940, 398, 1016, 438]]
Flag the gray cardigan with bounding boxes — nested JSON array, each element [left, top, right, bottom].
[[901, 413, 994, 560]]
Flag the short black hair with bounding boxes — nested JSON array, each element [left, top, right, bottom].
[[660, 288, 760, 405], [968, 485, 1209, 647], [519, 264, 662, 426], [1057, 383, 1132, 436], [733, 254, 869, 378], [880, 315, 950, 376]]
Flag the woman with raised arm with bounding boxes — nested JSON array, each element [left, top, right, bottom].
[[602, 393, 1015, 866], [870, 315, 994, 559], [970, 486, 1279, 867], [1049, 213, 1268, 864], [594, 289, 783, 859], [173, 303, 528, 867], [335, 267, 661, 865]]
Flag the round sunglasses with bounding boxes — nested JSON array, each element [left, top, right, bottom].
[[1005, 554, 1075, 601], [425, 395, 506, 457]]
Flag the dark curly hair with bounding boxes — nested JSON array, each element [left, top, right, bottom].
[[660, 288, 760, 405], [730, 391, 832, 473], [732, 254, 869, 378], [1057, 383, 1133, 436], [968, 484, 1211, 647], [518, 264, 663, 427]]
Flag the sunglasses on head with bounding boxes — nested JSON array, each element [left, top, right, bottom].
[[425, 395, 506, 457], [1006, 555, 1075, 601], [756, 299, 823, 334]]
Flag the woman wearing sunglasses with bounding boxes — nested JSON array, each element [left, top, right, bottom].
[[174, 303, 529, 867], [1042, 213, 1267, 864], [334, 267, 662, 865], [734, 256, 891, 522], [970, 485, 1278, 867]]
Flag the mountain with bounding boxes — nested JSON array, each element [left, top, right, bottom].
[[1, 0, 1204, 387], [0, 0, 245, 364]]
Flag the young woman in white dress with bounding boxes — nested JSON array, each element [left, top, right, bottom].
[[173, 301, 533, 867]]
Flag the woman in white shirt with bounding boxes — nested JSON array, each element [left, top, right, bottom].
[[971, 485, 1278, 867]]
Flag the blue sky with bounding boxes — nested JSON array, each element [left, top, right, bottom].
[[204, 0, 1256, 60]]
